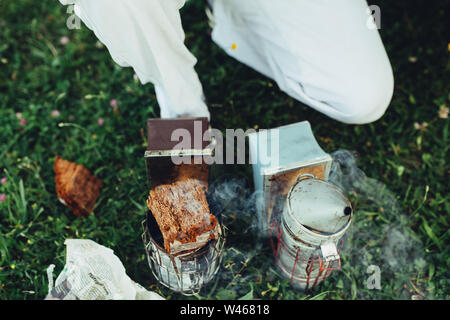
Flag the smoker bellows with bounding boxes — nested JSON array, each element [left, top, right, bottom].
[[142, 117, 224, 296], [249, 121, 353, 290]]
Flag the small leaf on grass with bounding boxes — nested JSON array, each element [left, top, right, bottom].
[[422, 219, 442, 249], [18, 179, 27, 221], [238, 287, 254, 300], [55, 92, 66, 102], [19, 179, 26, 209], [0, 234, 10, 263], [428, 263, 435, 281], [422, 153, 432, 167], [397, 165, 405, 177], [129, 198, 145, 212], [351, 278, 357, 299], [216, 289, 237, 300], [416, 135, 422, 149], [310, 291, 331, 300]]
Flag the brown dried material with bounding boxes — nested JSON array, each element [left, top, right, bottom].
[[170, 161, 209, 190], [54, 156, 102, 217], [270, 164, 327, 196], [146, 164, 218, 255]]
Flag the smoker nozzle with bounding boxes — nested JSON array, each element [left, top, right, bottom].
[[343, 206, 352, 216]]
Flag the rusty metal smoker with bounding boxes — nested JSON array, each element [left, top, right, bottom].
[[141, 211, 225, 295], [141, 118, 225, 295], [248, 121, 353, 290], [273, 174, 352, 290]]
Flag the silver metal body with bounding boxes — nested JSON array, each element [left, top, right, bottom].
[[274, 176, 352, 290], [249, 121, 352, 290]]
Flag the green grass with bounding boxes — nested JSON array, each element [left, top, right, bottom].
[[0, 0, 448, 300]]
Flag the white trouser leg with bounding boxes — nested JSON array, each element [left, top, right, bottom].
[[59, 0, 210, 119], [211, 0, 394, 124]]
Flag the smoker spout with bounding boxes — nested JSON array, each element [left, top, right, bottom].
[[343, 206, 352, 216]]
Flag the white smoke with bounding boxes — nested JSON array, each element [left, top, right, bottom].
[[199, 149, 431, 299], [328, 149, 428, 298]]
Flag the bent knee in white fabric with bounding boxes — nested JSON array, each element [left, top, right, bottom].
[[338, 62, 394, 124], [211, 0, 395, 124], [316, 63, 394, 125]]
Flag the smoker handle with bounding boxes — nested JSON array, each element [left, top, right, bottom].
[[296, 173, 317, 182], [286, 173, 319, 206]]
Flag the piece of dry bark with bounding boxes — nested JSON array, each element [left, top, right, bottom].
[[146, 164, 219, 255], [54, 156, 102, 217]]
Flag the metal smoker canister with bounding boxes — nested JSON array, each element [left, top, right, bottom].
[[275, 175, 353, 290], [141, 117, 224, 296]]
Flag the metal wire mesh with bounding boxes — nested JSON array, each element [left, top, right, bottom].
[[142, 219, 225, 296]]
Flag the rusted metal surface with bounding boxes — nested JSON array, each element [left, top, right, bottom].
[[248, 121, 333, 226], [270, 176, 352, 290]]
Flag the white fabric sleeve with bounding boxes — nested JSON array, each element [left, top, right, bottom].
[[59, 0, 210, 119]]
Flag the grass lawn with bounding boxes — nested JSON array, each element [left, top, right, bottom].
[[0, 0, 448, 300]]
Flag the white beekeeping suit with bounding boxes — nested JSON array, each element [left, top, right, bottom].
[[59, 0, 394, 124]]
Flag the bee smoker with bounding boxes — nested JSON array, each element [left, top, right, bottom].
[[274, 174, 352, 290], [141, 117, 225, 296], [248, 121, 352, 290]]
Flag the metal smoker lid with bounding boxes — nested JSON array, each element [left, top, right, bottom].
[[287, 177, 352, 234]]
